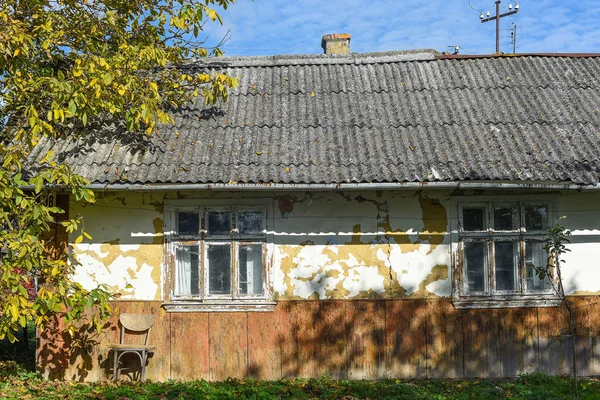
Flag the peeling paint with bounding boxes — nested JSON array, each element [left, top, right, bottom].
[[417, 195, 448, 254], [271, 191, 451, 300], [70, 194, 164, 300], [277, 195, 296, 218], [410, 264, 449, 298], [571, 290, 600, 296], [64, 189, 600, 304]]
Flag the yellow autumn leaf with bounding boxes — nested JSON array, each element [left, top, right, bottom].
[[75, 235, 83, 244]]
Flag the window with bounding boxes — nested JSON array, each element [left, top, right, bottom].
[[164, 201, 274, 312], [453, 201, 560, 308]]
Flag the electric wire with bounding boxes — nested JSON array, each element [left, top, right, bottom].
[[468, 0, 483, 15]]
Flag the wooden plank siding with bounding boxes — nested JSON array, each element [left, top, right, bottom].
[[346, 301, 386, 380], [386, 299, 427, 379], [170, 313, 210, 380], [37, 297, 600, 382]]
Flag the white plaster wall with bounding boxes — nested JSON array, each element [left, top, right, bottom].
[[558, 191, 600, 295], [69, 193, 164, 300], [270, 191, 452, 299], [69, 189, 600, 301]]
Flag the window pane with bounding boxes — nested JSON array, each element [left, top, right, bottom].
[[464, 241, 487, 292], [175, 245, 199, 296], [463, 208, 486, 231], [177, 212, 199, 236], [238, 210, 263, 235], [494, 241, 517, 291], [494, 206, 516, 231], [207, 244, 231, 295], [525, 205, 548, 231], [239, 244, 263, 295], [207, 211, 231, 235], [526, 241, 551, 292]]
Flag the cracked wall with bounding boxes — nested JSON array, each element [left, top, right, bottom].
[[68, 190, 600, 301], [271, 191, 452, 299], [70, 192, 165, 300]]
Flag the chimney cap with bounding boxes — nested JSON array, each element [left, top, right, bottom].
[[321, 33, 351, 55], [321, 33, 350, 51], [322, 33, 351, 41]]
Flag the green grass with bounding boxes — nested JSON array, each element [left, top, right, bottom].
[[1, 330, 599, 399], [1, 364, 599, 400]]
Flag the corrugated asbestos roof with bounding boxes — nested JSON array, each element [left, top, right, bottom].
[[28, 50, 600, 185]]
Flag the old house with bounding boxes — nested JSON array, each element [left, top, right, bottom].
[[34, 35, 600, 381]]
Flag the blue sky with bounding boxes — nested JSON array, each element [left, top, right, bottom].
[[204, 0, 600, 56]]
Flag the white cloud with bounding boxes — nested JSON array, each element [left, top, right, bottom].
[[204, 0, 600, 56]]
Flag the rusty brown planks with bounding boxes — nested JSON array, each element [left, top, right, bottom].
[[346, 301, 386, 380], [462, 308, 501, 378], [293, 301, 318, 378], [247, 306, 285, 380], [107, 302, 170, 382], [312, 301, 347, 379], [36, 296, 600, 382], [209, 312, 248, 380], [170, 312, 210, 380], [571, 297, 600, 376], [277, 302, 299, 378], [386, 299, 428, 379], [426, 299, 464, 379], [537, 305, 572, 376], [36, 315, 70, 380], [497, 308, 539, 377]]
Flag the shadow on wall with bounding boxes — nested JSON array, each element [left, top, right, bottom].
[[35, 190, 600, 381], [37, 314, 116, 382], [245, 299, 600, 380], [36, 300, 600, 381]]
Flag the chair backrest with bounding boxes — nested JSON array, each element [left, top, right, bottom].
[[119, 313, 155, 345]]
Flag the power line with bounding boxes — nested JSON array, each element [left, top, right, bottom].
[[479, 1, 520, 53], [468, 0, 483, 14], [510, 23, 518, 54]]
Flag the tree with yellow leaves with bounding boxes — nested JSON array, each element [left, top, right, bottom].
[[0, 0, 238, 341]]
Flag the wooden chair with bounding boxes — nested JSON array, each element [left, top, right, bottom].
[[108, 313, 156, 382]]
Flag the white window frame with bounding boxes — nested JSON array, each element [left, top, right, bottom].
[[162, 199, 275, 312], [451, 196, 561, 309]]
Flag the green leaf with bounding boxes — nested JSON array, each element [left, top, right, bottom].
[[103, 72, 113, 84], [68, 99, 77, 114], [34, 177, 43, 194]]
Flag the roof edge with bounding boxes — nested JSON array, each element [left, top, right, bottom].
[[181, 49, 439, 68], [30, 181, 600, 192], [439, 53, 600, 60], [177, 50, 600, 69]]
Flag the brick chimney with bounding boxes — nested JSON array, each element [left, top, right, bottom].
[[321, 33, 351, 55]]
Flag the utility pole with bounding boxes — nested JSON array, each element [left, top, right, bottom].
[[510, 23, 517, 54], [480, 1, 519, 53]]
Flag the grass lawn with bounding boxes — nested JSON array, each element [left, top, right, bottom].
[[1, 361, 600, 400], [2, 329, 600, 399]]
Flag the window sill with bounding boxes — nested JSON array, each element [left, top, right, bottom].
[[162, 300, 277, 312], [453, 295, 561, 309]]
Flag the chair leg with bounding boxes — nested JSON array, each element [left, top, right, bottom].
[[112, 351, 119, 381], [141, 351, 147, 382]]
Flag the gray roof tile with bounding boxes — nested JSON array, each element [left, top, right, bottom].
[[28, 51, 600, 185]]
